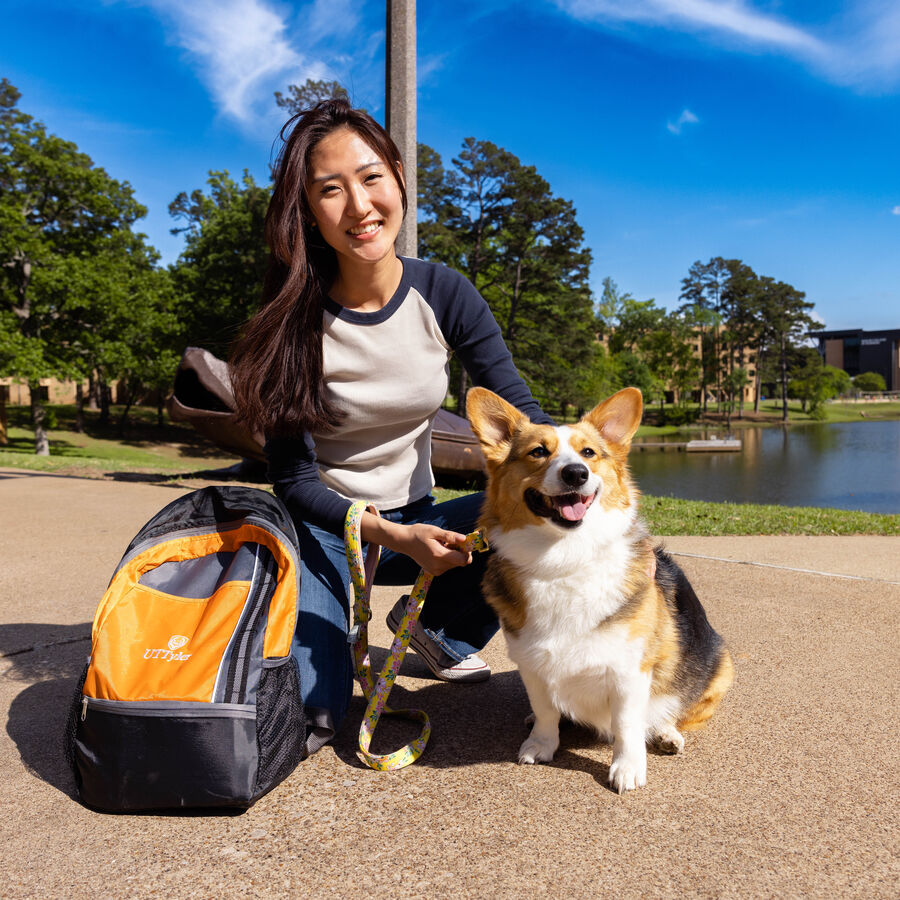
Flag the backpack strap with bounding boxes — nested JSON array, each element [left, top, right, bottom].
[[344, 500, 488, 771]]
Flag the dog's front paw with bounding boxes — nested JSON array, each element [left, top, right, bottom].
[[608, 753, 647, 793], [518, 732, 559, 765]]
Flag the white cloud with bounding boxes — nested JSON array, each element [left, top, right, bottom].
[[824, 1, 900, 91], [667, 107, 699, 134], [137, 0, 329, 126], [418, 54, 447, 87], [554, 0, 825, 53], [552, 0, 900, 91], [891, 206, 900, 215]]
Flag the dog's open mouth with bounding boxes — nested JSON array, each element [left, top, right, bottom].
[[524, 488, 597, 528]]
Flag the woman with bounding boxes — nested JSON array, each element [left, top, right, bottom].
[[230, 99, 552, 754]]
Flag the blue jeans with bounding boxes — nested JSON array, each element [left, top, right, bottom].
[[292, 492, 499, 751]]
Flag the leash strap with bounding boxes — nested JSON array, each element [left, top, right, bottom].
[[344, 500, 488, 771]]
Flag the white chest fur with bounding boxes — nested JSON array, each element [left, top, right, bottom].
[[489, 508, 647, 728]]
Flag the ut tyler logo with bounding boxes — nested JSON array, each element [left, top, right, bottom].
[[144, 634, 192, 661]]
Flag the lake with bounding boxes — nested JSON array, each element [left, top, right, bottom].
[[629, 419, 900, 514]]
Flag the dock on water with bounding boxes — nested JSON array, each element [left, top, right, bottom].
[[632, 439, 742, 452]]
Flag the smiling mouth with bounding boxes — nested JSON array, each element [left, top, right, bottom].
[[347, 221, 382, 236], [524, 488, 597, 528]]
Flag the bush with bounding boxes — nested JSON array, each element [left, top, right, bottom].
[[853, 371, 886, 392], [661, 406, 700, 426]]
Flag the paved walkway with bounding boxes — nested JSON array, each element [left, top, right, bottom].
[[1, 468, 898, 898]]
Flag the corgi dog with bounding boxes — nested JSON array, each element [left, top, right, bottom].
[[466, 387, 733, 794]]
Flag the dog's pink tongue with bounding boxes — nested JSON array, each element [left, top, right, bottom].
[[558, 496, 588, 521]]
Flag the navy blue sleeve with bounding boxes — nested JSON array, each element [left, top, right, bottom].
[[412, 259, 555, 425], [265, 433, 351, 538]]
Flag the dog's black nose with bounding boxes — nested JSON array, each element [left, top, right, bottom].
[[561, 463, 589, 487]]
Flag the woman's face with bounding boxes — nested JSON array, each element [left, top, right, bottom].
[[306, 126, 404, 270]]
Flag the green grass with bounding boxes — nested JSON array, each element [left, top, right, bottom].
[[639, 495, 898, 536], [0, 403, 238, 476], [736, 399, 900, 424]]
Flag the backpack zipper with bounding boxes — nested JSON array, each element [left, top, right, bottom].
[[79, 696, 255, 718]]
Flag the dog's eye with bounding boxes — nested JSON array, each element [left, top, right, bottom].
[[528, 445, 549, 459], [580, 447, 596, 459]]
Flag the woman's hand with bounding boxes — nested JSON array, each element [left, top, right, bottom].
[[361, 513, 472, 575]]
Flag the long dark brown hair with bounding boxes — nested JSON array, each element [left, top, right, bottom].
[[230, 99, 407, 438]]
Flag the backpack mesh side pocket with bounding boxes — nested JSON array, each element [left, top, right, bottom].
[[64, 662, 89, 783], [255, 657, 306, 796]]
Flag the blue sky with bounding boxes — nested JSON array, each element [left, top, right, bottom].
[[3, 0, 899, 330]]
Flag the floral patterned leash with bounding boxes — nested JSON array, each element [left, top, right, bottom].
[[344, 500, 489, 771]]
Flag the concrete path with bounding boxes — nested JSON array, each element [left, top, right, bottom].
[[1, 469, 898, 898]]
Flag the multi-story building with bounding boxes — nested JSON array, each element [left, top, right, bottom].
[[685, 328, 756, 405], [808, 328, 900, 391]]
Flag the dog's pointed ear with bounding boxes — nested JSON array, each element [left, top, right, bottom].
[[583, 387, 643, 448], [466, 388, 525, 461]]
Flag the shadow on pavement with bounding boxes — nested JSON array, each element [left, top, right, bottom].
[[0, 623, 91, 670], [330, 644, 616, 785], [3, 626, 618, 802], [2, 626, 90, 800]]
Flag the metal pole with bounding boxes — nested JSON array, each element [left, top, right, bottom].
[[385, 0, 417, 258]]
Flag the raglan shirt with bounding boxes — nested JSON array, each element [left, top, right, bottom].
[[265, 257, 553, 537]]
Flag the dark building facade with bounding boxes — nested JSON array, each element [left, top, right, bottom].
[[808, 328, 900, 391]]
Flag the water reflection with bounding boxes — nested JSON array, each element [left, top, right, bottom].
[[629, 420, 900, 513]]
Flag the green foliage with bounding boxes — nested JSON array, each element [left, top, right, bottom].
[[0, 78, 178, 450], [721, 367, 750, 424], [417, 139, 595, 408], [168, 170, 271, 354], [853, 371, 886, 392], [576, 344, 621, 408], [789, 352, 852, 417], [678, 257, 729, 407], [639, 311, 700, 409], [612, 351, 655, 399], [274, 79, 349, 116]]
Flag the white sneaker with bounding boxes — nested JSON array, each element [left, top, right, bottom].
[[386, 599, 490, 683]]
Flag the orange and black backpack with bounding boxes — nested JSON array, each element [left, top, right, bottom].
[[65, 485, 306, 811]]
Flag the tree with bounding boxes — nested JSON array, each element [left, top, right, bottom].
[[788, 351, 850, 418], [679, 257, 730, 411], [613, 295, 666, 356], [0, 79, 162, 453], [761, 280, 817, 421], [38, 238, 181, 432], [640, 312, 701, 417], [418, 138, 519, 296], [576, 343, 622, 413], [853, 371, 886, 393], [274, 79, 349, 116], [417, 139, 595, 412], [613, 351, 655, 401], [168, 170, 271, 356], [720, 260, 762, 418], [721, 367, 750, 428], [417, 142, 465, 269], [488, 167, 594, 412]]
